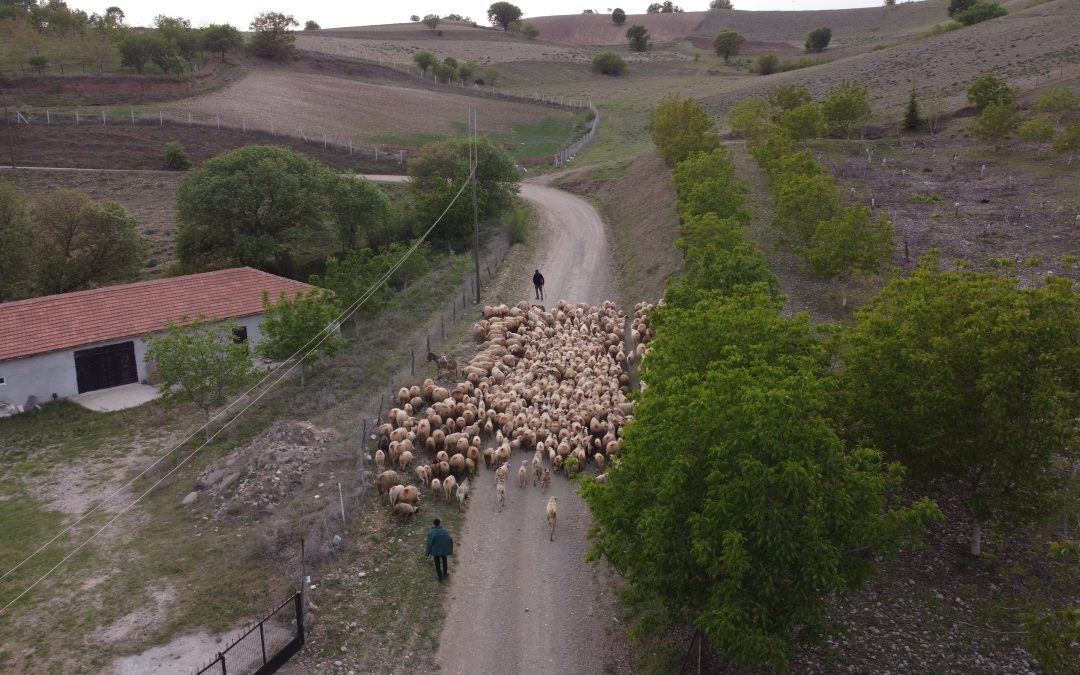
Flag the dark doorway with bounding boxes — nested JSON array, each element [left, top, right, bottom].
[[74, 342, 138, 394]]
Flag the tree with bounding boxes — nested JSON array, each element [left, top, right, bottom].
[[434, 59, 457, 82], [955, 1, 1006, 25], [30, 190, 146, 296], [408, 138, 520, 249], [202, 24, 243, 63], [258, 289, 341, 386], [582, 288, 940, 672], [310, 240, 430, 326], [1018, 116, 1055, 156], [648, 1, 682, 11], [671, 149, 748, 223], [805, 205, 894, 278], [175, 146, 334, 273], [805, 26, 831, 53], [410, 14, 420, 22], [0, 182, 32, 302], [821, 79, 872, 138], [412, 50, 436, 74], [773, 171, 842, 241], [837, 256, 1080, 556], [768, 84, 813, 114], [947, 0, 976, 15], [646, 2, 662, 10], [117, 32, 154, 73], [1054, 122, 1080, 167], [164, 140, 192, 170], [712, 29, 745, 62], [612, 7, 626, 24], [457, 59, 477, 82], [710, 0, 734, 8], [248, 11, 298, 61], [304, 19, 320, 30], [970, 101, 1020, 149], [756, 53, 779, 75], [154, 15, 200, 64], [421, 14, 440, 30], [487, 2, 523, 30], [327, 175, 391, 251], [592, 50, 627, 76], [626, 24, 649, 51], [27, 54, 47, 74], [646, 94, 721, 166], [1036, 86, 1080, 117], [520, 21, 539, 39], [967, 73, 1013, 111], [144, 317, 255, 438], [779, 103, 825, 140], [726, 97, 772, 139]]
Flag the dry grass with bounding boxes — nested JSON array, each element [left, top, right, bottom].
[[529, 11, 708, 46]]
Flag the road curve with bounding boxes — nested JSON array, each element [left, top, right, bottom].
[[435, 179, 621, 675]]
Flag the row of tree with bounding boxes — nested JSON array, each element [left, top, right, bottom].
[[965, 75, 1080, 160], [0, 183, 146, 301], [584, 94, 942, 672]]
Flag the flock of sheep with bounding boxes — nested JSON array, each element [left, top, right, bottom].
[[372, 299, 655, 539]]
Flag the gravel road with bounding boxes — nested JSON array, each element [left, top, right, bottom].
[[435, 179, 626, 675]]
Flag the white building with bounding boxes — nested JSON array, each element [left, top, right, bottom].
[[0, 268, 313, 409]]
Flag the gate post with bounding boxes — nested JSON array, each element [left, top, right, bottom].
[[295, 592, 306, 645]]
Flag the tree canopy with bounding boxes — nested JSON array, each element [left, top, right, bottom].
[[805, 26, 831, 52], [967, 73, 1013, 111], [407, 138, 520, 249], [487, 2, 523, 30], [592, 50, 627, 76], [175, 145, 335, 273], [836, 256, 1080, 556], [258, 289, 341, 386], [626, 24, 650, 51], [712, 29, 745, 62], [202, 23, 244, 62], [646, 94, 721, 166], [248, 11, 297, 60], [611, 7, 626, 24], [821, 79, 872, 137]]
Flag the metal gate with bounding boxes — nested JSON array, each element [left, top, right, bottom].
[[193, 593, 304, 675], [73, 341, 138, 393]]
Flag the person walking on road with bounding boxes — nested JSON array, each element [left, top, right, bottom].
[[533, 269, 545, 301], [425, 518, 454, 582]]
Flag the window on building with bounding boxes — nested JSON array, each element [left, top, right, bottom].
[[232, 326, 249, 344], [0, 377, 6, 386]]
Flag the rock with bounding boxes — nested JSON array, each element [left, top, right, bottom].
[[182, 491, 199, 506], [197, 469, 224, 490], [218, 472, 241, 491]]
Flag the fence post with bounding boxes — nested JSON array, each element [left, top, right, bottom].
[[102, 110, 105, 125], [295, 592, 306, 645], [259, 623, 267, 665], [218, 652, 226, 675], [75, 110, 79, 125], [159, 111, 163, 126], [427, 334, 431, 354], [130, 110, 134, 125], [46, 110, 50, 124]]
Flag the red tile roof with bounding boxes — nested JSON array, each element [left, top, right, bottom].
[[0, 268, 314, 362]]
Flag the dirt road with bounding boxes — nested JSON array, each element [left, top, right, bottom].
[[435, 179, 625, 675]]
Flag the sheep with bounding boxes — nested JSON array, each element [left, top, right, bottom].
[[456, 478, 470, 511], [374, 449, 386, 470], [398, 484, 421, 506], [593, 452, 606, 472], [375, 470, 400, 496], [541, 469, 551, 491], [518, 460, 528, 488], [532, 455, 543, 486], [430, 477, 442, 498], [449, 453, 466, 476], [595, 472, 607, 485], [415, 464, 431, 486], [495, 463, 509, 485], [443, 474, 458, 502], [483, 447, 494, 468], [496, 481, 506, 512], [397, 450, 414, 471], [388, 484, 405, 508], [546, 497, 558, 541], [393, 502, 419, 520]]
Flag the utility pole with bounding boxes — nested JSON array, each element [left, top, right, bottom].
[[470, 108, 482, 304]]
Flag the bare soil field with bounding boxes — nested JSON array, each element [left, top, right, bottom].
[[297, 33, 586, 67], [0, 62, 232, 108], [160, 69, 575, 146], [529, 11, 708, 46], [700, 0, 1080, 117]]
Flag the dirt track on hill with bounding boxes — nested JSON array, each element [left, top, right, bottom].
[[434, 180, 628, 675]]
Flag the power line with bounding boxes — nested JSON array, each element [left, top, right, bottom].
[[0, 173, 474, 614]]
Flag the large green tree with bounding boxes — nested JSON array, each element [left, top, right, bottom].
[[248, 11, 297, 60], [970, 101, 1020, 150], [583, 288, 940, 672], [258, 289, 342, 386], [821, 79, 872, 138], [711, 29, 745, 62], [30, 189, 146, 295], [671, 149, 748, 222], [310, 240, 430, 326], [837, 256, 1080, 556], [611, 7, 626, 24], [487, 2, 522, 30], [966, 73, 1013, 111], [625, 24, 649, 51], [805, 205, 894, 279], [144, 317, 256, 439], [805, 26, 831, 52], [647, 95, 721, 166], [175, 145, 334, 273], [328, 175, 391, 251], [407, 138, 520, 249], [201, 23, 243, 62]]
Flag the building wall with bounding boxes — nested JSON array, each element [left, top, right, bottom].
[[0, 314, 268, 408]]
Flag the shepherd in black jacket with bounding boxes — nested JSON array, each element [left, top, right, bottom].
[[533, 269, 545, 301]]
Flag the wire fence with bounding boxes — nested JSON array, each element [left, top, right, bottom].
[[193, 592, 304, 675]]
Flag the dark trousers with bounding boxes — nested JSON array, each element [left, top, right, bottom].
[[534, 284, 544, 300], [433, 555, 448, 581]]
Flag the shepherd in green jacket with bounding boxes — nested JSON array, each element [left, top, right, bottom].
[[425, 518, 454, 582]]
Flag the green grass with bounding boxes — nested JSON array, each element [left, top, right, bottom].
[[374, 115, 583, 160]]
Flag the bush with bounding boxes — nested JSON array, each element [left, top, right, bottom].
[[948, 0, 976, 15], [502, 203, 531, 244], [955, 1, 1006, 24], [592, 50, 627, 76], [164, 141, 193, 170], [756, 53, 779, 75], [967, 73, 1013, 111], [805, 26, 832, 53]]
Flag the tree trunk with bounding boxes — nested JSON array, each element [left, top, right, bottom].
[[970, 519, 982, 557], [203, 406, 212, 442]]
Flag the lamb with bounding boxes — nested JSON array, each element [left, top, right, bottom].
[[393, 502, 419, 520], [546, 496, 558, 541], [496, 481, 506, 512], [518, 460, 528, 488]]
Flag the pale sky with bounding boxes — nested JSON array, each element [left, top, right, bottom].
[[66, 0, 887, 29]]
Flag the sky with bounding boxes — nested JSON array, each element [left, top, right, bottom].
[[64, 0, 888, 29]]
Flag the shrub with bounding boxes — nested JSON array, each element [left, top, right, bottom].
[[626, 24, 650, 51], [502, 203, 531, 244], [955, 1, 1006, 25], [612, 7, 626, 24], [805, 26, 832, 53], [967, 73, 1013, 111], [592, 50, 627, 76], [947, 0, 976, 15], [164, 141, 193, 170], [756, 53, 779, 75]]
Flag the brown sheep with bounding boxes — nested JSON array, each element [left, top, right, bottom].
[[397, 450, 414, 471], [518, 460, 528, 488], [393, 502, 419, 520], [496, 481, 506, 512], [375, 470, 400, 496], [546, 497, 557, 541], [541, 469, 551, 491], [431, 477, 442, 497], [374, 449, 385, 470], [398, 485, 420, 506], [449, 453, 466, 476], [443, 475, 458, 502]]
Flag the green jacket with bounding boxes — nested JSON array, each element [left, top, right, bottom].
[[425, 527, 453, 557]]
